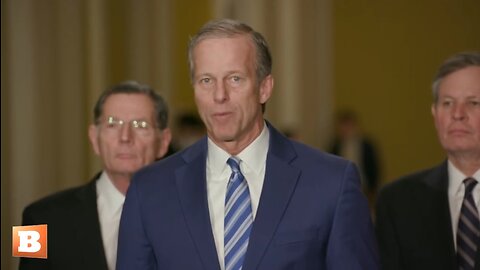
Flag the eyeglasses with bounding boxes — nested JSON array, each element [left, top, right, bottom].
[[100, 116, 156, 136]]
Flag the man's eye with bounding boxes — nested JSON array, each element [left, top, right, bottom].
[[200, 78, 211, 84], [137, 121, 149, 129], [106, 118, 118, 127], [442, 101, 453, 107], [231, 75, 244, 84], [470, 100, 480, 106]]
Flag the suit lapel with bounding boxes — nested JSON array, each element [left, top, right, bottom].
[[425, 161, 457, 269], [73, 174, 109, 269], [243, 124, 300, 270], [175, 139, 221, 270]]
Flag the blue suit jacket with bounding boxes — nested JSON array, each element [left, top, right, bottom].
[[117, 124, 379, 269]]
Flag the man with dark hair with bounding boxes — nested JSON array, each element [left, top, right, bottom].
[[376, 51, 480, 269], [172, 112, 206, 151], [19, 81, 171, 270], [117, 19, 378, 270]]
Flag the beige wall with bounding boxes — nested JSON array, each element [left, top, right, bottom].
[[334, 0, 480, 184], [1, 0, 479, 269]]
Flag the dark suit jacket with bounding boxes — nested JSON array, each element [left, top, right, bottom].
[[375, 161, 480, 270], [117, 123, 379, 269], [19, 173, 108, 270]]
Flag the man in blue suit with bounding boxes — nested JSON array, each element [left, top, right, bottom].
[[117, 19, 379, 270]]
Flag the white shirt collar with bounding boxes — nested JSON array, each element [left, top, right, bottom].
[[207, 121, 270, 176], [448, 161, 480, 197], [96, 171, 125, 270], [96, 171, 125, 210]]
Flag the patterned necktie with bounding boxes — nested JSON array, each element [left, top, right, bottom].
[[457, 177, 480, 270], [224, 157, 253, 270]]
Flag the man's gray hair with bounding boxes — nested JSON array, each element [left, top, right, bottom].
[[187, 18, 272, 86], [432, 52, 480, 103], [93, 81, 169, 130]]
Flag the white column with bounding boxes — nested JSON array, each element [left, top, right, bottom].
[[276, 0, 300, 130], [152, 0, 174, 111]]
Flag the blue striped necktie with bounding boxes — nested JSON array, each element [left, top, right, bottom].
[[457, 177, 480, 270], [224, 157, 253, 270]]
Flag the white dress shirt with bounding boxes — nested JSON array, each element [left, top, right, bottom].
[[96, 172, 125, 270], [206, 122, 269, 270], [447, 161, 480, 249]]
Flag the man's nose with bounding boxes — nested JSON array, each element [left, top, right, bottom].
[[119, 123, 133, 142], [452, 103, 467, 121], [213, 81, 228, 103]]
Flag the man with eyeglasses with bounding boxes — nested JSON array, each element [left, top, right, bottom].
[[19, 81, 172, 270]]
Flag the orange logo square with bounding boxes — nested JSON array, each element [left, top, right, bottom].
[[12, 225, 48, 259]]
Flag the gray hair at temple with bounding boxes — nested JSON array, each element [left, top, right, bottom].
[[432, 51, 480, 103], [187, 18, 272, 86], [93, 81, 169, 130]]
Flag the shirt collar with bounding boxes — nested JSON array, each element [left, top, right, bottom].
[[96, 171, 125, 208], [207, 121, 270, 176], [448, 161, 480, 197]]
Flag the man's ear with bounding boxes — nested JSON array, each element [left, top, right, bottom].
[[156, 128, 172, 159], [259, 74, 274, 104], [88, 124, 100, 156]]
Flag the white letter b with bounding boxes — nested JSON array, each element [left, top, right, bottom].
[[17, 231, 41, 252]]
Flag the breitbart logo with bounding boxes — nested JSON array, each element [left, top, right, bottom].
[[12, 225, 47, 259]]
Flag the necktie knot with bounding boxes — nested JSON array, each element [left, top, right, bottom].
[[464, 178, 478, 195], [227, 157, 241, 175]]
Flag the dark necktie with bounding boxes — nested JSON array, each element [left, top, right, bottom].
[[224, 157, 253, 270], [457, 177, 480, 270]]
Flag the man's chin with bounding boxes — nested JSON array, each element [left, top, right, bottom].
[[112, 165, 143, 175], [209, 131, 235, 143], [446, 145, 480, 155]]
